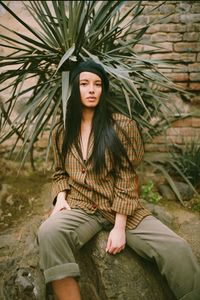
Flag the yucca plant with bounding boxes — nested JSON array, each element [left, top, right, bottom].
[[0, 0, 184, 165], [168, 139, 200, 188], [143, 138, 200, 205]]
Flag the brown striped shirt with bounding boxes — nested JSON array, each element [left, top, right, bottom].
[[52, 113, 150, 229]]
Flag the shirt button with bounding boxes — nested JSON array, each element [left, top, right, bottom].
[[82, 169, 86, 174], [92, 203, 97, 209]]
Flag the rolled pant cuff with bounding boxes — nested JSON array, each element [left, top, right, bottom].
[[44, 263, 80, 284]]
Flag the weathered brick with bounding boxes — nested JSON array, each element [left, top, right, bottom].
[[183, 32, 199, 42], [156, 42, 173, 52], [148, 24, 187, 33], [188, 63, 200, 72], [152, 135, 167, 144], [151, 33, 168, 42], [143, 5, 158, 14], [179, 53, 196, 62], [189, 83, 200, 90], [160, 13, 180, 24], [178, 2, 191, 13], [166, 73, 189, 82], [177, 127, 198, 136], [191, 95, 200, 105], [145, 143, 169, 152], [174, 42, 200, 53], [151, 53, 196, 62], [139, 53, 151, 60], [175, 82, 188, 90], [172, 119, 193, 128], [170, 136, 200, 145], [186, 24, 200, 32], [180, 14, 200, 24], [167, 33, 183, 42], [158, 68, 174, 73], [159, 4, 176, 14], [146, 25, 160, 34], [197, 53, 200, 62], [191, 117, 200, 127], [134, 15, 150, 25], [191, 3, 200, 13], [170, 64, 188, 73], [151, 53, 179, 61], [134, 43, 172, 53], [190, 73, 200, 82], [142, 33, 151, 42]]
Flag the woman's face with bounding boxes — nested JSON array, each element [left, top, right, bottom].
[[79, 72, 102, 109]]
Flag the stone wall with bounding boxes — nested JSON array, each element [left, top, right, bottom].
[[130, 0, 200, 154], [1, 1, 200, 155], [132, 0, 200, 92]]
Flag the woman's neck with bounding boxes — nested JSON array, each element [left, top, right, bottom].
[[82, 108, 95, 124]]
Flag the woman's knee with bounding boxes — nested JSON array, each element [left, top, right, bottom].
[[38, 217, 60, 244], [38, 216, 78, 250], [171, 236, 191, 256]]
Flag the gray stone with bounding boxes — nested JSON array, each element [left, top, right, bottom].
[[153, 206, 174, 227], [174, 181, 194, 201], [141, 200, 174, 228], [158, 184, 177, 201], [158, 182, 194, 201], [1, 183, 199, 300], [76, 231, 175, 300]]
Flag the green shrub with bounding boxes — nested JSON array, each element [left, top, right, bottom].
[[168, 138, 200, 188], [140, 180, 162, 204]]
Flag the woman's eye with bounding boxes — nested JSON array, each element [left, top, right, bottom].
[[80, 82, 87, 86]]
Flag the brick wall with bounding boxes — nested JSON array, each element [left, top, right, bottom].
[[1, 1, 200, 155], [129, 1, 200, 154]]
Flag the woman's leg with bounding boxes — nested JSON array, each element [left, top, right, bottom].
[[52, 277, 81, 300], [37, 209, 103, 299], [126, 215, 200, 300]]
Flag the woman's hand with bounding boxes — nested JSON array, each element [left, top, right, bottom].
[[106, 213, 127, 254], [106, 226, 126, 255], [50, 191, 71, 216]]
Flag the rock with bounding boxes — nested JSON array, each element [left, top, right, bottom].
[[3, 267, 45, 300], [158, 181, 194, 201], [2, 228, 176, 300], [1, 182, 199, 300], [174, 181, 194, 200], [141, 200, 174, 227], [158, 184, 177, 201], [76, 231, 175, 300]]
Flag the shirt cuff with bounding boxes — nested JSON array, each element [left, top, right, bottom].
[[51, 180, 70, 205], [111, 196, 138, 215]]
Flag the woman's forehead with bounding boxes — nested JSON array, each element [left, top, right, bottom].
[[79, 72, 102, 81]]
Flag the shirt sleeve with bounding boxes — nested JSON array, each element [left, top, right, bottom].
[[51, 126, 70, 204], [111, 119, 144, 215]]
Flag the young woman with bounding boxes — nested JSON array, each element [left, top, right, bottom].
[[38, 60, 200, 300]]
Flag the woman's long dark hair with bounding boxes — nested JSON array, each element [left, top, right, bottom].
[[56, 75, 134, 174]]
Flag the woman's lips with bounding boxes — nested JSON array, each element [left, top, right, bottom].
[[87, 97, 96, 100]]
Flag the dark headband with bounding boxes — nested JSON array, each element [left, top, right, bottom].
[[70, 60, 109, 92]]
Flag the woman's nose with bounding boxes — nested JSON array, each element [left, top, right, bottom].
[[89, 85, 95, 93]]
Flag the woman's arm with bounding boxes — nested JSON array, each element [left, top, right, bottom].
[[51, 126, 71, 205], [106, 119, 143, 253], [111, 119, 144, 216]]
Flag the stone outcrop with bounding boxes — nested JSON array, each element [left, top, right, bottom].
[[76, 231, 175, 300], [1, 182, 200, 300], [1, 220, 175, 300]]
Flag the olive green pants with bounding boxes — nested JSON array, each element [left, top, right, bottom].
[[38, 209, 200, 300]]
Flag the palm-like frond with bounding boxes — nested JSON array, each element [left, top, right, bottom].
[[0, 1, 184, 163]]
